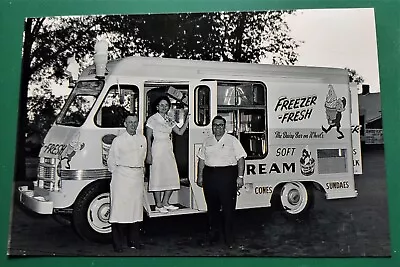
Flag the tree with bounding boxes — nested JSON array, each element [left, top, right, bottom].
[[114, 11, 300, 64], [345, 67, 365, 85], [25, 93, 65, 156]]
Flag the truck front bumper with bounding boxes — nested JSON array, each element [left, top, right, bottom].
[[18, 185, 53, 214]]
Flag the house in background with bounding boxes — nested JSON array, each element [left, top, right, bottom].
[[358, 84, 383, 145]]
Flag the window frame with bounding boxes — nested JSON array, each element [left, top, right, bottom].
[[194, 85, 211, 127], [209, 79, 268, 160], [56, 80, 104, 127], [93, 84, 140, 128], [56, 94, 98, 127]]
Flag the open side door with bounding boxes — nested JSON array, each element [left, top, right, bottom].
[[188, 81, 217, 211]]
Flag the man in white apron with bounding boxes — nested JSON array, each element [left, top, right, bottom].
[[107, 113, 147, 252]]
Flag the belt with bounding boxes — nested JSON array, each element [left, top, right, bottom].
[[205, 165, 237, 169], [118, 165, 144, 169]]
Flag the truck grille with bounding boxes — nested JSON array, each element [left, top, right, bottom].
[[38, 164, 55, 179], [43, 180, 53, 190], [38, 157, 57, 191]]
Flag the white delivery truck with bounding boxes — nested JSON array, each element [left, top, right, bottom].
[[18, 40, 362, 243]]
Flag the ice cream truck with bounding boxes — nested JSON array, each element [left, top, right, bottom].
[[18, 40, 362, 243]]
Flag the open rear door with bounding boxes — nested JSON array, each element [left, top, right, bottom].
[[350, 83, 363, 174], [188, 81, 217, 211]]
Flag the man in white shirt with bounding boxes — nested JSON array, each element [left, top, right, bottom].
[[196, 115, 247, 249], [107, 113, 147, 252]]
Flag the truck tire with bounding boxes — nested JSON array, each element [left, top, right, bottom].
[[278, 181, 314, 218], [72, 181, 112, 243]]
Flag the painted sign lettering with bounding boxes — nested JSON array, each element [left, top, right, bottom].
[[254, 186, 273, 194], [42, 143, 68, 156], [352, 148, 360, 167], [275, 131, 309, 139], [276, 147, 296, 157], [352, 125, 362, 133], [274, 95, 317, 123], [326, 181, 349, 190], [365, 129, 384, 144], [246, 162, 295, 175], [275, 131, 325, 140]]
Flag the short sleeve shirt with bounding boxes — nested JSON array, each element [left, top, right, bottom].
[[197, 133, 247, 167]]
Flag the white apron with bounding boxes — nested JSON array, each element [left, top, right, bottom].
[[109, 167, 144, 223], [107, 131, 147, 223]]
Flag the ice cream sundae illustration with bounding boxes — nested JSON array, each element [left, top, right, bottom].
[[300, 146, 315, 176], [321, 84, 346, 139]]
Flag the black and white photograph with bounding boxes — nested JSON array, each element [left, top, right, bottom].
[[8, 8, 390, 257]]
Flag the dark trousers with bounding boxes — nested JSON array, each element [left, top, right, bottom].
[[203, 165, 238, 245], [111, 223, 140, 250]]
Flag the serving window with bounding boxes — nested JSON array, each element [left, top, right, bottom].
[[216, 81, 267, 159]]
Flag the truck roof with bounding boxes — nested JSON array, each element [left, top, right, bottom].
[[80, 56, 349, 83]]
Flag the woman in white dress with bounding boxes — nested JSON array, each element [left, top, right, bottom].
[[145, 96, 189, 213]]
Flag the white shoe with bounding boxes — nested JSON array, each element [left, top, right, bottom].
[[155, 206, 168, 213], [164, 204, 179, 211]]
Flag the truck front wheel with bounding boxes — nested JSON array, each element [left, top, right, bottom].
[[279, 182, 314, 217], [72, 181, 112, 243]]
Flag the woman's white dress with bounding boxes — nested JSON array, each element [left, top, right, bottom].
[[146, 113, 180, 192]]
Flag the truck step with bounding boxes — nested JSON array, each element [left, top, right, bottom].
[[147, 206, 204, 218]]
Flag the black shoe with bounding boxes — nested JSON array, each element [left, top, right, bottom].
[[128, 241, 145, 250], [224, 236, 236, 249], [208, 233, 220, 245], [114, 247, 124, 253], [225, 241, 235, 249]]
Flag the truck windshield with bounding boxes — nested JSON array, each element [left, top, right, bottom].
[[56, 81, 104, 127]]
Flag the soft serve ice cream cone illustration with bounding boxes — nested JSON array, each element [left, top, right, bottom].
[[322, 84, 346, 139], [325, 84, 338, 125]]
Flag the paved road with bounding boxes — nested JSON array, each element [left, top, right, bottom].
[[8, 147, 390, 257]]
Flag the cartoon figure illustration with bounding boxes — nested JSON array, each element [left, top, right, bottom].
[[322, 84, 346, 139], [60, 139, 86, 169], [300, 146, 315, 176]]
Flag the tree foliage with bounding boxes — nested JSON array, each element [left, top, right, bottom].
[[345, 67, 365, 85], [27, 93, 65, 137], [25, 11, 300, 87]]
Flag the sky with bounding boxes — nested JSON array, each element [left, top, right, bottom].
[[52, 8, 380, 96], [279, 8, 380, 93]]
